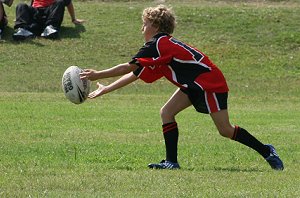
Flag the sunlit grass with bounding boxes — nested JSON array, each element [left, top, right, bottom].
[[0, 0, 299, 197]]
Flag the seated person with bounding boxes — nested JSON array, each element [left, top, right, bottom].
[[0, 0, 13, 39], [13, 0, 84, 40]]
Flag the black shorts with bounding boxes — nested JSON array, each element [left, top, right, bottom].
[[181, 88, 228, 114]]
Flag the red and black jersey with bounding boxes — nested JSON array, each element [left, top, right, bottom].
[[131, 33, 229, 93], [32, 0, 55, 7]]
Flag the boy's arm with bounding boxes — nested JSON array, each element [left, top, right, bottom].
[[80, 63, 138, 81], [88, 72, 138, 99], [67, 2, 84, 24]]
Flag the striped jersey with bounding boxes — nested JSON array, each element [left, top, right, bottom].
[[131, 33, 229, 93], [32, 0, 55, 7]]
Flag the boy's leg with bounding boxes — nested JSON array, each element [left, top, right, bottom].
[[14, 3, 34, 30], [0, 3, 4, 21], [45, 0, 65, 30], [148, 89, 191, 169], [0, 3, 6, 35], [210, 110, 270, 156], [13, 3, 36, 40], [160, 88, 192, 124], [162, 122, 179, 163], [40, 0, 65, 38], [210, 110, 283, 170]]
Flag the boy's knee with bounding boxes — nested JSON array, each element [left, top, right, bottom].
[[160, 106, 166, 118], [160, 106, 173, 120]]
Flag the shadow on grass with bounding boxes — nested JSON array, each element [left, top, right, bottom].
[[184, 166, 264, 172], [60, 24, 86, 39], [1, 26, 15, 42], [212, 166, 263, 172]]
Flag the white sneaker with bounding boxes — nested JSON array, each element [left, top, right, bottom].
[[41, 25, 58, 39], [148, 160, 181, 169], [12, 28, 34, 41]]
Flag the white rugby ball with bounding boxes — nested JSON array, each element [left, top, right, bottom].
[[62, 66, 91, 104]]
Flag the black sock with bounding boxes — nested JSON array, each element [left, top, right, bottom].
[[162, 122, 179, 163], [232, 126, 270, 158]]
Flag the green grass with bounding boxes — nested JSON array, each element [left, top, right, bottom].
[[0, 93, 299, 197], [0, 0, 300, 197]]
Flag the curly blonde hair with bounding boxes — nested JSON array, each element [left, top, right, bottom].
[[142, 5, 176, 34]]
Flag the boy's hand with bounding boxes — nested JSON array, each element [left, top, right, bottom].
[[88, 82, 107, 99], [80, 69, 99, 81]]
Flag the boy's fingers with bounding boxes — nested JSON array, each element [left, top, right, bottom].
[[79, 74, 87, 79], [88, 90, 99, 98]]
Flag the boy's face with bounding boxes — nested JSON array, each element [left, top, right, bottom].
[[141, 18, 158, 42]]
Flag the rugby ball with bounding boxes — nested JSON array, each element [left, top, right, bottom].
[[62, 66, 91, 104]]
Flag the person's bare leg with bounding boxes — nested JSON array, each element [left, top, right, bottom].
[[0, 3, 4, 23], [210, 109, 283, 170], [160, 88, 192, 124], [210, 109, 235, 138], [0, 3, 5, 38], [148, 89, 191, 169]]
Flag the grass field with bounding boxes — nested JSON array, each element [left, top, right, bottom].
[[0, 0, 300, 197]]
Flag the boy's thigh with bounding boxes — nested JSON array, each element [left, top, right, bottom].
[[162, 88, 192, 115], [181, 88, 228, 114]]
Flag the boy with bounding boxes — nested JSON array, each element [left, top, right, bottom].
[[80, 5, 284, 170], [13, 0, 84, 40]]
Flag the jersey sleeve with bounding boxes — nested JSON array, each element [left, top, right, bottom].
[[131, 37, 172, 68], [130, 39, 166, 83], [135, 56, 172, 67], [133, 65, 163, 83]]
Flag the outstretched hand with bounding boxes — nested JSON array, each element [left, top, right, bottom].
[[88, 82, 107, 99], [80, 69, 99, 81]]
